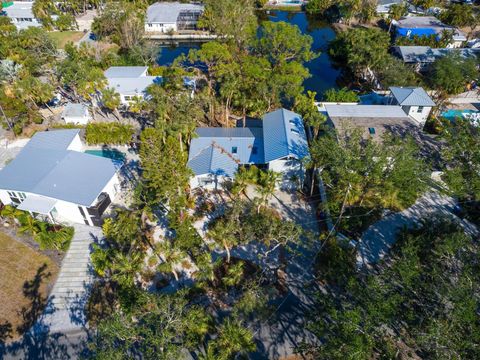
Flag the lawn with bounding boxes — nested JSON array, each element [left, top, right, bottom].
[[0, 231, 59, 341], [48, 31, 84, 49]]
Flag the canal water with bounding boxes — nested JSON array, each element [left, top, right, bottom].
[[156, 11, 339, 96]]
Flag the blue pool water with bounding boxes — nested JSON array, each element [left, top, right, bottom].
[[441, 109, 479, 121], [85, 149, 126, 162]]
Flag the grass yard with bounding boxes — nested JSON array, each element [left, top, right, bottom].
[[48, 31, 84, 49], [0, 231, 59, 341]]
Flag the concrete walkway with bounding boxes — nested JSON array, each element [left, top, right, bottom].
[[35, 224, 103, 333], [357, 191, 479, 267], [2, 225, 103, 359]]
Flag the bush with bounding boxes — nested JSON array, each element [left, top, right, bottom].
[[85, 123, 135, 145], [324, 88, 359, 102]]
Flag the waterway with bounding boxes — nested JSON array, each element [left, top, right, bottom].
[[155, 10, 340, 96]]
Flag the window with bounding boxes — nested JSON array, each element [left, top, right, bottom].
[[291, 128, 300, 134], [368, 127, 376, 135], [417, 106, 424, 113], [124, 96, 132, 101], [232, 146, 238, 154], [252, 146, 258, 155]]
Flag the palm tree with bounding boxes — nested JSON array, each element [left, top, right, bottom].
[[256, 170, 280, 213], [101, 87, 122, 120], [156, 240, 185, 281], [213, 319, 256, 360], [18, 214, 40, 236], [388, 2, 409, 33], [207, 219, 237, 263], [111, 251, 143, 287], [222, 261, 244, 287]]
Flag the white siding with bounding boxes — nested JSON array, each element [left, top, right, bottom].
[[268, 158, 305, 190], [67, 134, 83, 151], [405, 105, 432, 124], [53, 200, 88, 225], [190, 174, 230, 190], [145, 22, 177, 33]]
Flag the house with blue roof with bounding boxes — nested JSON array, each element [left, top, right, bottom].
[[393, 16, 466, 48], [187, 108, 310, 190], [0, 130, 121, 226]]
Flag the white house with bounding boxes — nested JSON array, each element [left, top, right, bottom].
[[62, 103, 91, 125], [104, 66, 161, 106], [1, 1, 42, 29], [145, 2, 204, 33], [187, 109, 310, 190], [376, 0, 404, 15], [0, 130, 121, 226], [389, 86, 435, 124]]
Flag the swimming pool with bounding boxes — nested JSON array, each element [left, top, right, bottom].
[[84, 149, 126, 162], [441, 109, 479, 121]]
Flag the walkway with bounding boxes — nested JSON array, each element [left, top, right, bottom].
[[357, 191, 479, 267], [36, 224, 103, 333], [2, 224, 103, 359]]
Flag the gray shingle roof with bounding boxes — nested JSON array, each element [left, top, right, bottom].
[[325, 105, 408, 119], [262, 109, 309, 163], [393, 46, 480, 64], [0, 130, 119, 206], [390, 87, 435, 107], [146, 2, 204, 24]]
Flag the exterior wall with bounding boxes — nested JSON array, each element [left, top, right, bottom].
[[64, 115, 89, 125], [404, 105, 432, 124], [94, 173, 120, 205], [268, 158, 306, 191], [190, 174, 230, 190], [145, 22, 177, 33], [119, 94, 144, 106], [0, 189, 10, 205], [53, 200, 88, 225], [67, 133, 83, 151]]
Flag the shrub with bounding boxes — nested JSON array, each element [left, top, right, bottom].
[[85, 123, 135, 145]]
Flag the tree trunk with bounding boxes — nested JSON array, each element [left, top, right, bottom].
[[223, 241, 231, 263], [172, 268, 179, 281]]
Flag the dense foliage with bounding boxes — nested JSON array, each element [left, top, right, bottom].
[[310, 130, 428, 236], [301, 220, 480, 359], [85, 122, 135, 145]]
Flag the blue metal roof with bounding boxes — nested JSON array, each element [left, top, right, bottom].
[[0, 130, 118, 206], [262, 109, 309, 163], [390, 87, 435, 107], [188, 108, 310, 178]]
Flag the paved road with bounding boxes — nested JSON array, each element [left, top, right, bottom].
[[1, 225, 103, 359], [357, 191, 479, 267]]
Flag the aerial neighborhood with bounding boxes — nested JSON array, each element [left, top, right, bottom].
[[0, 0, 479, 359]]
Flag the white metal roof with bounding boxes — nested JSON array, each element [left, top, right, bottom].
[[146, 2, 204, 24], [325, 105, 409, 118], [17, 195, 57, 215]]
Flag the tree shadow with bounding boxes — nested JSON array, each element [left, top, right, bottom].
[[16, 264, 51, 335]]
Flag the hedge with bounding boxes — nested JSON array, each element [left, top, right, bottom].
[[85, 123, 135, 145]]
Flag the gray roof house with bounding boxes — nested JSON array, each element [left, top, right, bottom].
[[325, 105, 419, 140], [392, 46, 480, 70], [1, 1, 42, 29], [389, 87, 435, 107], [145, 2, 204, 33], [0, 130, 121, 225], [104, 66, 162, 105], [188, 108, 310, 189], [62, 103, 91, 125], [376, 0, 404, 14]]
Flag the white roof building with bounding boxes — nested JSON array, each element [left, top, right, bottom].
[[145, 2, 204, 33], [1, 2, 42, 29]]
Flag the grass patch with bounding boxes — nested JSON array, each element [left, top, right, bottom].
[[48, 31, 84, 49], [0, 231, 59, 341]]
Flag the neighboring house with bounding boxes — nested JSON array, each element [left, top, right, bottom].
[[0, 130, 121, 226], [388, 86, 435, 124], [62, 103, 91, 125], [145, 2, 204, 33], [187, 108, 310, 190], [393, 16, 466, 48], [1, 1, 41, 29], [392, 46, 480, 71], [376, 0, 404, 15], [104, 66, 162, 106], [324, 104, 419, 140]]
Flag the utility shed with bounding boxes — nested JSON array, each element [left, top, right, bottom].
[[62, 103, 91, 125]]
